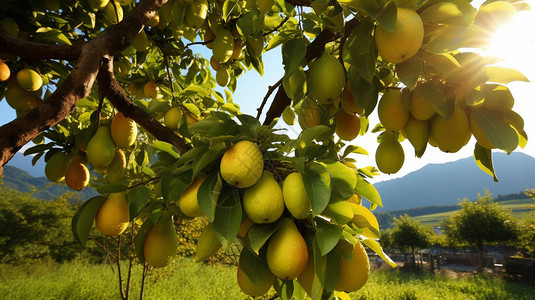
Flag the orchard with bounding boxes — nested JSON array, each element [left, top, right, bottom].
[[0, 0, 530, 299]]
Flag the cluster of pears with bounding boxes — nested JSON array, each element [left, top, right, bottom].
[[1, 66, 44, 115], [173, 140, 375, 297]]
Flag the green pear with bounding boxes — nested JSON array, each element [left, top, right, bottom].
[[194, 223, 222, 262], [307, 54, 345, 104], [216, 64, 231, 87], [5, 79, 42, 110], [16, 69, 42, 92], [282, 172, 310, 219], [212, 28, 234, 63], [132, 30, 149, 52], [246, 36, 263, 57], [87, 126, 116, 169], [237, 264, 274, 297], [185, 0, 208, 29], [45, 152, 70, 182], [266, 218, 308, 280], [243, 171, 284, 224], [375, 131, 404, 174], [143, 213, 178, 268], [164, 107, 182, 130], [106, 149, 126, 183]]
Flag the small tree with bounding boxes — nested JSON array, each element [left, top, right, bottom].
[[518, 189, 535, 256], [392, 214, 433, 266], [444, 191, 519, 270]]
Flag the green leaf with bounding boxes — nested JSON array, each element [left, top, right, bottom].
[[134, 218, 154, 263], [130, 187, 149, 220], [151, 141, 180, 159], [414, 81, 445, 116], [471, 108, 519, 154], [71, 196, 105, 247], [396, 55, 423, 90], [283, 67, 306, 101], [315, 219, 343, 256], [168, 176, 190, 205], [300, 125, 332, 144], [177, 146, 206, 166], [35, 27, 72, 45], [323, 244, 341, 292], [282, 105, 296, 125], [302, 162, 331, 214], [183, 102, 201, 116], [484, 66, 529, 84], [239, 246, 271, 285], [427, 25, 473, 53], [184, 85, 211, 97], [274, 279, 294, 300], [323, 161, 357, 201], [192, 146, 225, 179], [347, 69, 379, 117], [419, 1, 474, 25], [172, 0, 186, 27], [212, 186, 241, 247], [361, 238, 396, 268], [197, 172, 223, 222], [247, 221, 280, 254], [342, 145, 369, 158], [355, 176, 382, 207], [282, 38, 307, 75], [95, 184, 127, 194], [473, 143, 498, 182]]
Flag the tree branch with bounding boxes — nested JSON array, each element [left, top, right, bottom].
[[97, 59, 190, 155], [256, 78, 283, 120]]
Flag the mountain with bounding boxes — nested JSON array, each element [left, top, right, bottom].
[[0, 165, 98, 201], [373, 152, 535, 211], [6, 152, 46, 178]]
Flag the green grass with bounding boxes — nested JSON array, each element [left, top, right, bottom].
[[413, 198, 534, 227], [2, 259, 535, 299]]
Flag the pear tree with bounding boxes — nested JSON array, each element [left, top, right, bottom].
[[0, 0, 531, 299]]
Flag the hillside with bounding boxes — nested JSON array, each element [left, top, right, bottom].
[[373, 152, 535, 211], [0, 165, 98, 201]]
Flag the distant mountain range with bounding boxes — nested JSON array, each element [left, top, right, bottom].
[[373, 152, 535, 211]]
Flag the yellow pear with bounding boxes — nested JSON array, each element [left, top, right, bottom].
[[143, 81, 158, 99], [87, 126, 116, 168], [106, 149, 126, 183], [204, 27, 216, 49], [210, 56, 220, 70], [144, 221, 178, 268], [16, 69, 42, 92], [45, 152, 70, 182], [282, 172, 310, 219], [88, 0, 109, 11], [430, 105, 470, 153], [237, 264, 274, 297], [298, 98, 322, 130], [231, 39, 244, 60], [95, 192, 130, 236], [212, 28, 234, 63], [111, 112, 137, 148], [194, 223, 222, 262], [5, 79, 42, 110], [164, 107, 182, 130], [243, 171, 284, 224], [0, 59, 10, 81], [335, 109, 361, 141], [341, 82, 364, 115], [266, 218, 308, 280], [216, 64, 231, 87], [102, 1, 123, 24], [185, 0, 208, 29], [65, 156, 90, 191], [378, 89, 409, 132], [178, 174, 207, 217], [375, 7, 423, 64], [220, 140, 264, 188], [335, 241, 369, 293], [403, 116, 429, 155], [375, 131, 404, 174], [132, 30, 149, 52], [410, 90, 436, 121], [307, 54, 345, 105]]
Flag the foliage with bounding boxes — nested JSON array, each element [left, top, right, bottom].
[[391, 214, 433, 252], [518, 189, 535, 255]]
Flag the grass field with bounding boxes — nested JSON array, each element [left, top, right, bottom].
[[1, 258, 535, 300], [413, 198, 534, 227]]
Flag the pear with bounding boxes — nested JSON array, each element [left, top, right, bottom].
[[375, 131, 404, 174], [410, 90, 436, 121], [246, 36, 263, 57], [132, 30, 149, 52], [194, 223, 222, 262], [111, 112, 137, 148], [95, 193, 130, 236], [102, 1, 123, 24], [216, 64, 231, 87], [45, 152, 70, 182], [243, 171, 284, 224], [178, 174, 207, 217], [65, 156, 90, 191], [335, 241, 370, 292], [212, 28, 234, 63], [185, 0, 208, 29], [307, 54, 345, 105], [282, 172, 310, 219], [144, 81, 158, 99], [87, 126, 116, 168], [238, 217, 255, 238], [220, 140, 264, 188], [335, 109, 361, 141], [106, 149, 126, 184], [16, 69, 42, 92], [266, 218, 308, 280], [403, 116, 429, 156], [164, 107, 182, 130], [5, 79, 42, 110], [0, 59, 11, 82], [88, 0, 109, 11], [298, 97, 322, 130], [237, 264, 274, 297], [430, 104, 470, 153], [143, 215, 178, 268], [378, 89, 409, 132]]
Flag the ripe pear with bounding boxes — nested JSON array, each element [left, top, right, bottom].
[[194, 223, 222, 262], [403, 116, 429, 155], [144, 221, 178, 268], [238, 217, 255, 237], [378, 89, 409, 132], [375, 7, 423, 64], [298, 98, 322, 130], [87, 126, 116, 168], [210, 56, 220, 70], [212, 28, 234, 63], [65, 157, 90, 191], [237, 264, 274, 297], [5, 81, 42, 111], [102, 1, 123, 24], [106, 149, 126, 184], [95, 192, 130, 236], [132, 30, 149, 52], [410, 91, 436, 121], [45, 152, 70, 182], [375, 131, 404, 174], [307, 54, 345, 105], [185, 0, 208, 29], [178, 174, 207, 217], [231, 39, 244, 60], [243, 171, 284, 224], [204, 27, 216, 49], [16, 69, 42, 92], [111, 112, 137, 148], [266, 218, 308, 280], [335, 241, 370, 292], [144, 81, 158, 99], [341, 82, 364, 115], [220, 140, 264, 188], [335, 109, 361, 141], [430, 105, 470, 153], [216, 64, 231, 87], [164, 107, 182, 130], [282, 172, 310, 219], [0, 59, 10, 81]]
